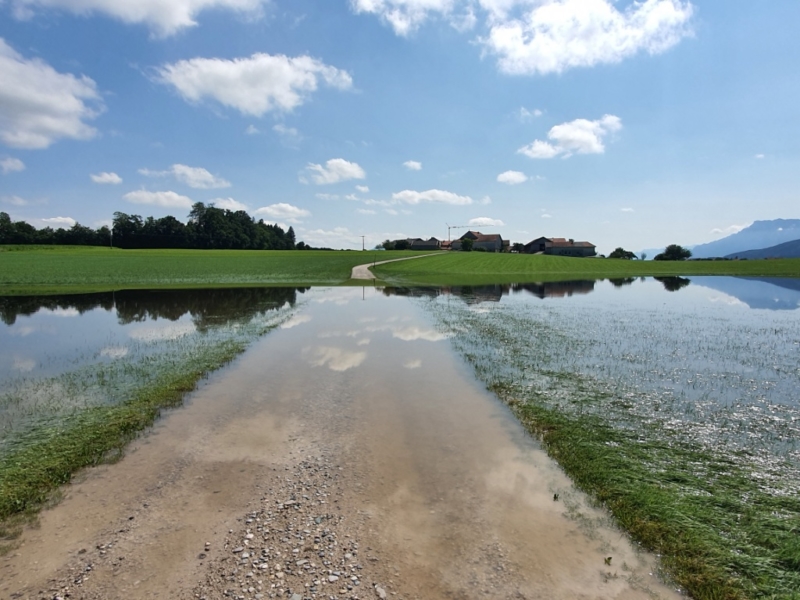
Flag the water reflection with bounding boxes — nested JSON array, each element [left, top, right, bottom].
[[1, 287, 309, 329], [380, 276, 800, 310]]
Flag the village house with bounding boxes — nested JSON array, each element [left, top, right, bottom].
[[523, 237, 596, 257], [451, 231, 505, 252], [408, 237, 441, 250]]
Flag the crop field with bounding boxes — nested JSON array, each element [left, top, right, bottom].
[[0, 246, 437, 294], [422, 282, 800, 600]]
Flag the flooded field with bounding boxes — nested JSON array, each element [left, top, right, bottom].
[[1, 276, 798, 599]]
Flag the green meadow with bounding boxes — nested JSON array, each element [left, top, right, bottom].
[[1, 246, 799, 294], [373, 252, 800, 284]]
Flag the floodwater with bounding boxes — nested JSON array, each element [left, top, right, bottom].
[[0, 284, 691, 599]]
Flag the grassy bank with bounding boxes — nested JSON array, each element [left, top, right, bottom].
[[426, 295, 800, 600], [0, 246, 437, 295], [375, 253, 800, 284]]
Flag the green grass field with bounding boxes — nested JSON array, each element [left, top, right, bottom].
[[0, 246, 798, 295], [373, 252, 800, 284], [0, 246, 437, 294]]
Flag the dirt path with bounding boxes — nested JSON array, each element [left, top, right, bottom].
[[0, 288, 683, 600], [349, 253, 440, 280]]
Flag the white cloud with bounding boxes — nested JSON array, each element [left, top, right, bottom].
[[390, 325, 447, 342], [468, 217, 504, 227], [34, 216, 75, 228], [129, 322, 196, 342], [496, 170, 527, 184], [273, 123, 302, 144], [356, 208, 376, 215], [11, 0, 270, 38], [621, 207, 634, 212], [518, 114, 622, 159], [253, 202, 310, 223], [13, 357, 36, 372], [403, 160, 422, 170], [91, 171, 122, 184], [1, 156, 25, 174], [1, 195, 30, 206], [245, 124, 260, 135], [298, 226, 355, 248], [754, 153, 765, 159], [482, 0, 694, 75], [355, 185, 370, 193], [479, 195, 492, 205], [315, 193, 340, 200], [100, 346, 129, 360], [519, 106, 543, 121], [404, 358, 422, 369], [123, 190, 194, 209], [392, 188, 473, 205], [305, 158, 366, 184], [157, 52, 352, 117], [140, 164, 231, 189], [350, 0, 459, 36], [212, 197, 248, 211], [710, 223, 749, 236], [0, 38, 101, 149], [541, 213, 552, 218]]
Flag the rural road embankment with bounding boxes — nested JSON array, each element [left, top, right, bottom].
[[350, 253, 440, 280]]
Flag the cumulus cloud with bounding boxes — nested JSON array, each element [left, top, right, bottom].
[[482, 0, 694, 75], [10, 0, 271, 38], [305, 158, 365, 185], [156, 52, 352, 117], [355, 185, 369, 193], [211, 197, 248, 211], [392, 189, 473, 205], [403, 160, 422, 170], [1, 195, 31, 206], [468, 217, 504, 227], [253, 202, 310, 222], [496, 170, 527, 184], [350, 0, 460, 36], [39, 216, 77, 228], [354, 1, 692, 75], [0, 38, 101, 149], [519, 106, 542, 120], [298, 226, 355, 248], [123, 190, 193, 208], [1, 156, 25, 174], [518, 114, 621, 159], [273, 123, 302, 144], [139, 164, 231, 189], [621, 207, 634, 212], [91, 171, 122, 184], [356, 208, 376, 215]]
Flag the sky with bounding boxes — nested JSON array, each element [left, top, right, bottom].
[[1, 0, 798, 254]]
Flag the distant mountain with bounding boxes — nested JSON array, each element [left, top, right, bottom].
[[691, 277, 800, 310], [724, 238, 800, 259], [691, 219, 800, 258]]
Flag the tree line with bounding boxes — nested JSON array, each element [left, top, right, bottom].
[[0, 203, 307, 250]]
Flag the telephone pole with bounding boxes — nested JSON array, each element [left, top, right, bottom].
[[361, 235, 365, 251]]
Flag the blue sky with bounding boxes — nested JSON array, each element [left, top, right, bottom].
[[1, 0, 798, 253]]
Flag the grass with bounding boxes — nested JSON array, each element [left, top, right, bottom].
[[0, 246, 438, 295], [427, 295, 800, 600], [374, 253, 800, 284], [0, 300, 294, 543], [1, 247, 798, 294]]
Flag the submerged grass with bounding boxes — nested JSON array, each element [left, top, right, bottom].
[[427, 294, 800, 600], [0, 298, 294, 535]]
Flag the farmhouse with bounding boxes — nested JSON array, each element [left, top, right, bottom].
[[409, 237, 441, 250], [523, 237, 596, 257], [451, 231, 505, 252]]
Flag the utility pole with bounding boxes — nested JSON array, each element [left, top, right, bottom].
[[361, 235, 365, 251]]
